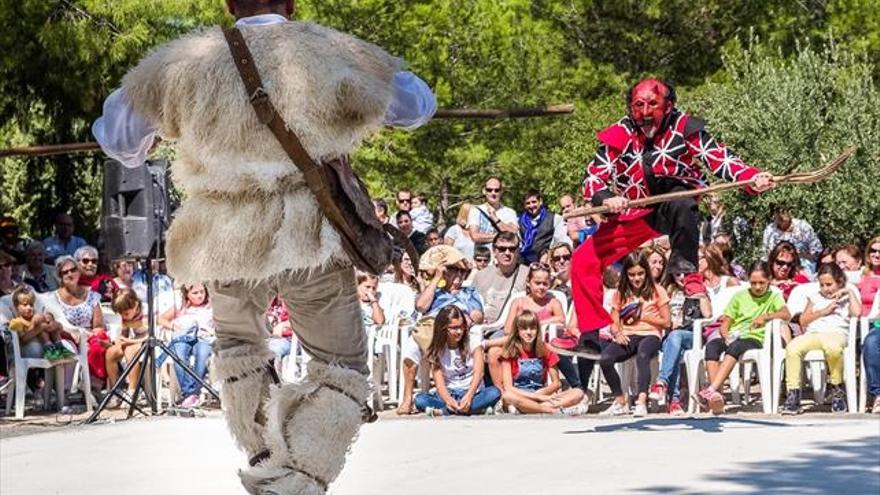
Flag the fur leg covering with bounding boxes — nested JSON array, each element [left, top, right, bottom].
[[213, 344, 275, 458], [239, 360, 369, 495]]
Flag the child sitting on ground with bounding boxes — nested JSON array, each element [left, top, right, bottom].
[[696, 261, 790, 414], [105, 288, 149, 404], [500, 310, 585, 415], [782, 263, 861, 414], [414, 306, 500, 416], [8, 286, 74, 361]]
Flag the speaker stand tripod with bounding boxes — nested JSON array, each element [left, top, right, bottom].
[[85, 259, 220, 423]]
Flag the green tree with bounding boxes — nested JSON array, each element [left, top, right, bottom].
[[690, 39, 880, 262]]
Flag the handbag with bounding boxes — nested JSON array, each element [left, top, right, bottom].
[[223, 27, 418, 275], [411, 316, 436, 353]]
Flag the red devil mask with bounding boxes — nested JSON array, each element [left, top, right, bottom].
[[627, 79, 674, 139]]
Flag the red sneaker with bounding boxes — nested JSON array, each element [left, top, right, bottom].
[[667, 400, 685, 416], [648, 381, 668, 406], [550, 335, 578, 350]]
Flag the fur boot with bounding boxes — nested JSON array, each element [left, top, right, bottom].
[[239, 360, 369, 495], [213, 344, 275, 457]]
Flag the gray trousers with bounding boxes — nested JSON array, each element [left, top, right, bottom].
[[210, 262, 368, 375]]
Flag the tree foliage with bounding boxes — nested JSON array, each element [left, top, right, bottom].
[[1, 0, 878, 249]]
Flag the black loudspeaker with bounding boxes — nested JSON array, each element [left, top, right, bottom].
[[102, 159, 170, 259]]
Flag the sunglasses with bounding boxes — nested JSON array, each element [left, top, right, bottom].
[[774, 259, 794, 268], [551, 255, 571, 262], [60, 267, 79, 276], [397, 198, 411, 203], [529, 262, 550, 271], [494, 245, 517, 253], [484, 188, 501, 193], [80, 258, 98, 265], [870, 248, 880, 255], [474, 258, 490, 263]]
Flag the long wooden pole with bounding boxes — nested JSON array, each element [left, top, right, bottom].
[[0, 104, 576, 158], [563, 146, 856, 220]]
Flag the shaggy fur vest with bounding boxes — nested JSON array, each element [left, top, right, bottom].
[[122, 22, 401, 283]]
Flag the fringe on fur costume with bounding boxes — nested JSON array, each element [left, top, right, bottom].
[[213, 344, 276, 457], [239, 360, 370, 495], [121, 22, 401, 284]]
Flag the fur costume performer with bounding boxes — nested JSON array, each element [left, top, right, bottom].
[[93, 10, 435, 494]]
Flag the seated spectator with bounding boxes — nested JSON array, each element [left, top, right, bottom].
[[42, 213, 87, 262], [714, 236, 746, 281], [548, 242, 573, 301], [649, 272, 712, 415], [762, 207, 823, 277], [700, 243, 738, 298], [518, 189, 570, 265], [598, 251, 670, 417], [132, 259, 176, 316], [860, 235, 880, 316], [105, 288, 148, 404], [781, 263, 860, 415], [646, 246, 667, 286], [51, 256, 106, 381], [768, 240, 810, 301], [357, 271, 385, 331], [468, 176, 519, 251], [158, 283, 215, 409], [485, 263, 565, 388], [389, 189, 413, 228], [0, 216, 30, 264], [415, 246, 483, 323], [409, 192, 434, 234], [818, 247, 836, 266], [373, 198, 390, 225], [111, 258, 136, 291], [266, 297, 294, 366], [7, 286, 75, 361], [390, 251, 420, 292], [834, 244, 863, 284], [558, 194, 583, 246], [464, 245, 491, 285], [414, 306, 500, 416], [396, 210, 428, 254], [0, 250, 22, 297], [696, 261, 790, 414], [499, 310, 585, 415], [444, 203, 475, 260], [424, 228, 442, 249], [471, 232, 528, 325], [18, 241, 58, 293], [74, 245, 114, 303], [863, 291, 880, 414]]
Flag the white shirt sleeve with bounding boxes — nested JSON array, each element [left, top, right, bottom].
[[383, 71, 437, 130], [91, 88, 157, 169], [552, 214, 572, 246]]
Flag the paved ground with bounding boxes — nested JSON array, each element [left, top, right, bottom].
[[2, 413, 878, 495]]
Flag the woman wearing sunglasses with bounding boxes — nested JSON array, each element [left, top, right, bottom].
[[768, 240, 810, 301]]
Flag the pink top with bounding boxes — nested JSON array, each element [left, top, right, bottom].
[[859, 274, 880, 316]]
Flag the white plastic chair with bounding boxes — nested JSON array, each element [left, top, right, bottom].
[[368, 283, 416, 407], [688, 284, 778, 414], [772, 283, 860, 413]]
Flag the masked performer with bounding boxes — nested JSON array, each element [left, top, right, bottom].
[[92, 1, 436, 493], [569, 78, 774, 340]]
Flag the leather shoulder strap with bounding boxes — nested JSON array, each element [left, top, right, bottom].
[[222, 27, 323, 181]]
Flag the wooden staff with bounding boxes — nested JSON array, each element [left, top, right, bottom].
[[564, 146, 856, 220], [0, 104, 576, 158]]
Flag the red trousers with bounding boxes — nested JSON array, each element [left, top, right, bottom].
[[87, 330, 110, 380], [571, 216, 660, 331]]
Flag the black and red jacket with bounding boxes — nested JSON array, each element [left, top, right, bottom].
[[582, 110, 761, 221]]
